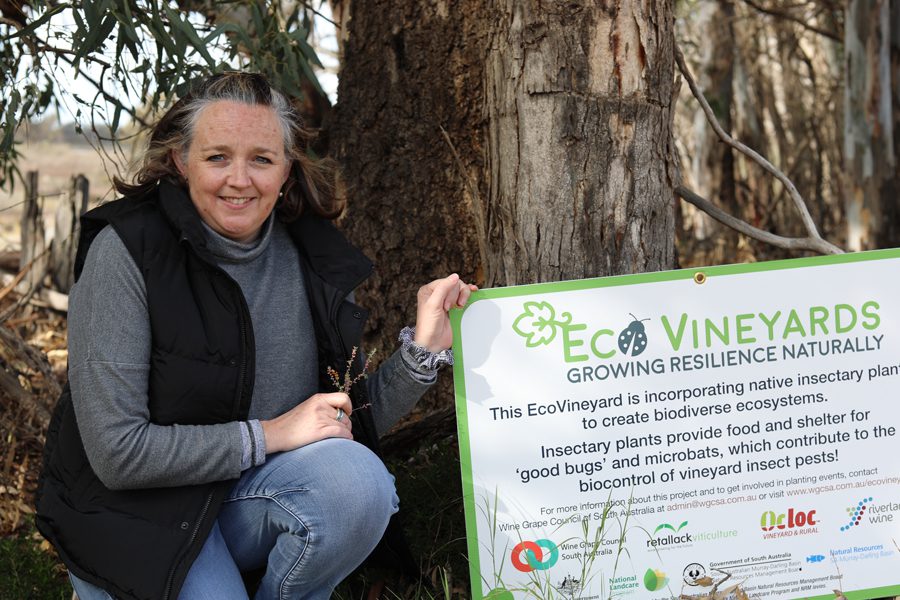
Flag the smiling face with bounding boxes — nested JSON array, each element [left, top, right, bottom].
[[173, 101, 291, 243]]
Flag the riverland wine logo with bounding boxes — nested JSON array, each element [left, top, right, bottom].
[[512, 301, 649, 358], [840, 497, 873, 532]]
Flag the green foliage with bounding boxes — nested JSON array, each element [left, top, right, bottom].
[[0, 526, 70, 600], [0, 0, 328, 191]]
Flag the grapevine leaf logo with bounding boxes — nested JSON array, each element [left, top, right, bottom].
[[512, 301, 572, 348]]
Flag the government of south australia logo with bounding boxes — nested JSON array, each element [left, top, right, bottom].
[[841, 497, 873, 531], [511, 539, 560, 572], [556, 574, 582, 597], [512, 302, 650, 357]]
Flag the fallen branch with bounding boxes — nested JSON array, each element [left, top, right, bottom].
[[0, 246, 53, 323], [0, 322, 61, 400], [674, 44, 843, 256]]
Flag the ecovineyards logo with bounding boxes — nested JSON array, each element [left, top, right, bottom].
[[840, 496, 873, 532], [512, 300, 883, 357], [760, 508, 819, 538], [510, 539, 560, 573], [512, 301, 650, 360]]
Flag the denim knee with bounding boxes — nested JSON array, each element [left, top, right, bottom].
[[333, 439, 399, 529]]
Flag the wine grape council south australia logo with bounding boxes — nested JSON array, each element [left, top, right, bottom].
[[511, 539, 560, 572]]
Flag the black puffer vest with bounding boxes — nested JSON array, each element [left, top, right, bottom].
[[36, 182, 401, 600]]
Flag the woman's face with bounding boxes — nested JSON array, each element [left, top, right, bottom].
[[174, 101, 291, 243]]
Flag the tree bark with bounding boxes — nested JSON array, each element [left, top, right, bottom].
[[482, 0, 677, 285], [331, 0, 678, 409], [680, 0, 741, 265], [844, 0, 899, 250]]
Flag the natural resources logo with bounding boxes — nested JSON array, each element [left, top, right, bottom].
[[512, 301, 650, 358], [841, 497, 873, 532], [511, 539, 559, 573], [643, 568, 668, 591], [806, 554, 825, 563]]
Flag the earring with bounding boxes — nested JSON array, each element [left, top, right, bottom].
[[278, 191, 284, 198]]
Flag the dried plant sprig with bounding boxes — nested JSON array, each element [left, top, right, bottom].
[[326, 346, 376, 395]]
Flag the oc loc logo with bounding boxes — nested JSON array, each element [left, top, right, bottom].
[[760, 508, 818, 532], [511, 539, 560, 572]]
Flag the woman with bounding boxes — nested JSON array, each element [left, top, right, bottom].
[[36, 72, 475, 600]]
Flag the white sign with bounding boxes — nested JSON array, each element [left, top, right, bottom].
[[451, 250, 900, 600]]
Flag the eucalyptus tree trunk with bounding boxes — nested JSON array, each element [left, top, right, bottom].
[[844, 0, 899, 251], [331, 0, 678, 396], [681, 0, 740, 266]]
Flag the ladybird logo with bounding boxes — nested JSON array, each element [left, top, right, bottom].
[[511, 302, 650, 359], [511, 539, 560, 572], [618, 313, 649, 356]]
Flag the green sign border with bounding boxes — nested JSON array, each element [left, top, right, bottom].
[[450, 247, 900, 600]]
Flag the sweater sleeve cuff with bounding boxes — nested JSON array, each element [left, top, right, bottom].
[[400, 343, 438, 384], [398, 326, 453, 377], [240, 420, 267, 470]]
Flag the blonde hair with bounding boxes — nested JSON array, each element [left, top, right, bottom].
[[115, 72, 342, 220]]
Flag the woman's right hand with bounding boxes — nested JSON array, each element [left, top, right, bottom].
[[261, 392, 353, 454]]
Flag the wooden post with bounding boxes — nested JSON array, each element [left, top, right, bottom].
[[19, 170, 46, 296], [74, 174, 89, 216], [50, 175, 82, 293]]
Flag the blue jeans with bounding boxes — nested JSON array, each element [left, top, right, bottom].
[[69, 438, 399, 600]]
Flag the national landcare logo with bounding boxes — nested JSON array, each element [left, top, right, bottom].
[[643, 568, 668, 591], [512, 301, 651, 359], [511, 539, 560, 573]]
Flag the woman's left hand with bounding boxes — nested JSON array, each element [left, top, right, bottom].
[[414, 273, 478, 352]]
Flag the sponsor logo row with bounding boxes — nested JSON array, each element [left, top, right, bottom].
[[502, 498, 896, 598]]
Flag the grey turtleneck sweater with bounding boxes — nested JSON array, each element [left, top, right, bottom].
[[68, 215, 436, 490]]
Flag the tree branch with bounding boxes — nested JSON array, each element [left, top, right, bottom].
[[32, 42, 113, 69], [674, 44, 843, 255], [739, 0, 841, 42], [676, 185, 841, 255], [54, 53, 149, 128]]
